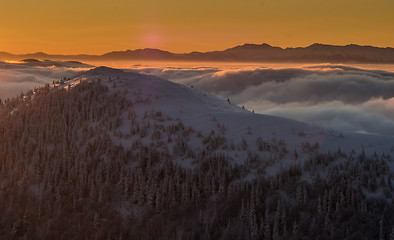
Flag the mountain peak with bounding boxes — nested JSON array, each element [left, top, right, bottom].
[[243, 43, 273, 48], [133, 48, 173, 55], [228, 43, 276, 50], [100, 48, 174, 59], [307, 43, 334, 48], [137, 48, 169, 52]]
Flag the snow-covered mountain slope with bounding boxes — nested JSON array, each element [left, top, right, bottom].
[[56, 66, 394, 182], [71, 66, 394, 156], [1, 66, 392, 239]]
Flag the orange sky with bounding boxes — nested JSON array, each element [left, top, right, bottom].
[[1, 0, 393, 54]]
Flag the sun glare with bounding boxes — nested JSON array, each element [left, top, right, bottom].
[[139, 31, 164, 49]]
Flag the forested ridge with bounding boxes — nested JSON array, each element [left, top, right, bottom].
[[0, 71, 392, 239]]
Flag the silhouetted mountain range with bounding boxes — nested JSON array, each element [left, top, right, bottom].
[[1, 43, 394, 63]]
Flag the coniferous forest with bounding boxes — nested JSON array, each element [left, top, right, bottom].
[[0, 72, 393, 240]]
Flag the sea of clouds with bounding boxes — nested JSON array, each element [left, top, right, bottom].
[[128, 64, 394, 136], [0, 61, 86, 99], [2, 60, 394, 136]]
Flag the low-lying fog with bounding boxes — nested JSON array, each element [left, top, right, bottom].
[[2, 60, 394, 136]]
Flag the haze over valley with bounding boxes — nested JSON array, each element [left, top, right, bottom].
[[2, 59, 394, 137]]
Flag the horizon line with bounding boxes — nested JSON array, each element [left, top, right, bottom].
[[1, 42, 394, 56]]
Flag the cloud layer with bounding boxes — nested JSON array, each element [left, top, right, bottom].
[[129, 64, 394, 136], [0, 62, 84, 99], [2, 61, 394, 137]]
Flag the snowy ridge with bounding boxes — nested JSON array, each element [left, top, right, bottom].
[[54, 66, 394, 179], [0, 66, 393, 239], [67, 66, 394, 156]]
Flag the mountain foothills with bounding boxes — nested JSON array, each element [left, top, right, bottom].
[[0, 67, 393, 239], [2, 43, 394, 63]]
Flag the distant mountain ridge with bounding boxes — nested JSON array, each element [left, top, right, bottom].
[[2, 43, 394, 63]]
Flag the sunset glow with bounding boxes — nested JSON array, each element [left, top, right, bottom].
[[0, 0, 393, 54], [4, 60, 23, 64]]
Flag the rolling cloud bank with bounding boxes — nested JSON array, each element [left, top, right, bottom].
[[130, 64, 394, 136], [2, 60, 394, 136], [0, 61, 87, 99]]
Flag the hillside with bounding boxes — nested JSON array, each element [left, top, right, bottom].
[[0, 67, 392, 239]]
